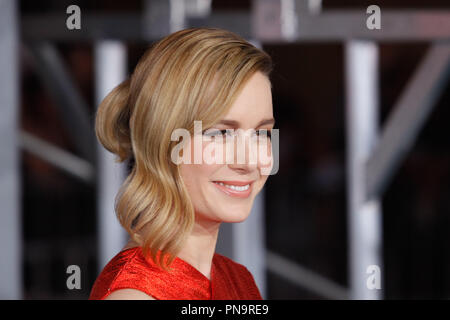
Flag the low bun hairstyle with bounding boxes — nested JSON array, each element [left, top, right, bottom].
[[96, 78, 132, 162], [95, 27, 273, 271]]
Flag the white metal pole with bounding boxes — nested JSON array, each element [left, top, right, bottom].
[[345, 40, 383, 300], [94, 41, 128, 271], [0, 0, 21, 299]]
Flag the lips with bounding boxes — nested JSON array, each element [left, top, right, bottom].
[[211, 180, 253, 198]]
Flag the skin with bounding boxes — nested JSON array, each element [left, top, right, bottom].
[[108, 71, 274, 300]]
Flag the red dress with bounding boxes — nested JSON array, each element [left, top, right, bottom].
[[89, 247, 262, 300]]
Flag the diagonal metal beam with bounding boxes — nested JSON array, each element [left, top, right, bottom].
[[19, 131, 95, 184], [266, 250, 349, 300], [366, 43, 450, 201], [26, 42, 96, 165]]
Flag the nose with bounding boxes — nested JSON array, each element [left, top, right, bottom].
[[227, 130, 258, 173]]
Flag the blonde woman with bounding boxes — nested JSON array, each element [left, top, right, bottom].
[[89, 27, 275, 300]]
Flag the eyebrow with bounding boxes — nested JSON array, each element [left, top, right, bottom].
[[216, 118, 275, 128]]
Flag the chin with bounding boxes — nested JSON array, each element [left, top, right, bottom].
[[215, 204, 253, 223], [220, 214, 250, 224]]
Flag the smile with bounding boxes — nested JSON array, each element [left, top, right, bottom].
[[212, 180, 253, 198]]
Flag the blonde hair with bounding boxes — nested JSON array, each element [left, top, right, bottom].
[[95, 27, 273, 271]]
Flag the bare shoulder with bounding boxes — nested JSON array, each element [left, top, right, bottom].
[[105, 288, 156, 300]]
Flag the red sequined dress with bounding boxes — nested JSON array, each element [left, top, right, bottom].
[[89, 246, 262, 300]]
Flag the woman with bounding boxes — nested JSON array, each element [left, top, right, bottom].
[[89, 27, 275, 300]]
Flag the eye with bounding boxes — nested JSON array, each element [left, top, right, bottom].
[[255, 129, 272, 139], [202, 129, 234, 138]]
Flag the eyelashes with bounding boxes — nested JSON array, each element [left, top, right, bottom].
[[202, 129, 233, 137], [201, 129, 272, 139]]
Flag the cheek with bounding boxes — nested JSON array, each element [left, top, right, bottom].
[[179, 163, 221, 189], [256, 175, 269, 191], [255, 145, 273, 176]]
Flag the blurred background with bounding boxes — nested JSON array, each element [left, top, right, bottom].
[[1, 0, 450, 299]]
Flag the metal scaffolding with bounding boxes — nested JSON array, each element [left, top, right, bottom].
[[0, 0, 21, 300], [1, 0, 449, 299], [94, 41, 128, 271], [345, 40, 382, 299]]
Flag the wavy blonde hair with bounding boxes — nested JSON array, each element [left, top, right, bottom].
[[95, 27, 273, 271]]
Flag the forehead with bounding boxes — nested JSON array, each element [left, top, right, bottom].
[[223, 72, 273, 123]]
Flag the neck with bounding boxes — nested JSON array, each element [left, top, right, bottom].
[[176, 217, 221, 280], [123, 217, 221, 280]]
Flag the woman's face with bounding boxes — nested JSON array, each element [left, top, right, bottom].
[[179, 71, 274, 224]]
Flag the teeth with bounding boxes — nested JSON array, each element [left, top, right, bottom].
[[214, 182, 250, 191]]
